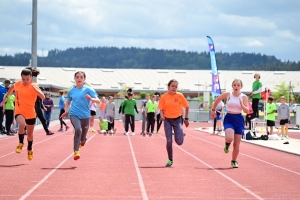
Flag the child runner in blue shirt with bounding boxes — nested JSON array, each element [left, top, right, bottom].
[[61, 71, 100, 160]]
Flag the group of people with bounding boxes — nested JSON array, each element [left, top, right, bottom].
[[2, 67, 292, 169]]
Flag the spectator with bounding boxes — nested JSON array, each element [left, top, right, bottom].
[[43, 92, 54, 128]]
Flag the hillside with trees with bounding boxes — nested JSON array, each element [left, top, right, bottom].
[[0, 47, 299, 71]]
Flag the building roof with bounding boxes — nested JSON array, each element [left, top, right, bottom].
[[0, 66, 299, 94]]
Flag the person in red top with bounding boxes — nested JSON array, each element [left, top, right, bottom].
[[158, 79, 189, 167], [0, 68, 45, 161]]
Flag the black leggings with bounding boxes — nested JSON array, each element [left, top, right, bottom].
[[147, 112, 155, 133], [106, 116, 115, 130], [252, 98, 259, 118], [125, 114, 135, 132], [4, 110, 14, 134], [59, 109, 67, 128], [156, 113, 161, 132], [36, 107, 50, 133]]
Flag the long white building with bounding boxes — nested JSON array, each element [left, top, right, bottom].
[[0, 66, 299, 97]]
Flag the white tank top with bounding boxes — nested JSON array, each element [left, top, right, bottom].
[[226, 92, 246, 113], [90, 101, 97, 111]]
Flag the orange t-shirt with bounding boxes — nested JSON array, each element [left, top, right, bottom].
[[14, 81, 39, 119], [100, 101, 106, 111], [158, 92, 189, 118]]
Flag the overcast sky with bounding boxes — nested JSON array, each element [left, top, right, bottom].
[[1, 0, 299, 62]]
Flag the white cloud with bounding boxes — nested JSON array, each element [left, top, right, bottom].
[[0, 0, 299, 62]]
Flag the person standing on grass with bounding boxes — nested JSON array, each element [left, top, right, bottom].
[[277, 96, 290, 140], [43, 92, 54, 129], [58, 90, 70, 132], [144, 95, 158, 137], [61, 71, 100, 160], [0, 68, 45, 161], [122, 92, 139, 136], [211, 79, 249, 168], [140, 93, 150, 135], [158, 79, 189, 167], [249, 73, 262, 118]]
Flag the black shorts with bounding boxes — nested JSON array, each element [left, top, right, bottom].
[[266, 120, 275, 127], [90, 110, 96, 116], [280, 119, 289, 125], [15, 114, 36, 125]]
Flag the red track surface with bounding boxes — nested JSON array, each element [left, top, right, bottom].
[[0, 121, 300, 200]]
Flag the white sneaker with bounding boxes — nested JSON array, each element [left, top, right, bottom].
[[125, 132, 128, 136], [131, 132, 135, 136]]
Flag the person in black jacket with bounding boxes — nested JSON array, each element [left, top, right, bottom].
[[35, 87, 54, 135]]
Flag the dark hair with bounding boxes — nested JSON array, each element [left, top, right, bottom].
[[58, 90, 64, 95], [39, 86, 45, 91], [268, 96, 274, 101], [167, 79, 178, 87], [4, 79, 11, 84], [21, 69, 33, 76], [74, 71, 86, 78], [26, 67, 40, 77], [154, 92, 160, 97], [127, 88, 132, 93], [128, 92, 134, 97]]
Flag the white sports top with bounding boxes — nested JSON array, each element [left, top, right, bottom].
[[90, 101, 97, 111], [226, 92, 246, 113]]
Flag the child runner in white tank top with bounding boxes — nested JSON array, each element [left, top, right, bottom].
[[211, 79, 249, 168]]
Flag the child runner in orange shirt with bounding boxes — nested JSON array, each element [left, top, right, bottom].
[[0, 68, 45, 160], [158, 79, 189, 167]]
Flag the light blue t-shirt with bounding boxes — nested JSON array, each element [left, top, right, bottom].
[[59, 96, 65, 109], [68, 85, 98, 119]]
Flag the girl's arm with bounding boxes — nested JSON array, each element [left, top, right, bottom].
[[134, 105, 139, 114], [241, 95, 249, 113]]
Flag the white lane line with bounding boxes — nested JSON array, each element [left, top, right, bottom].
[[19, 132, 98, 200], [127, 136, 148, 200], [0, 133, 64, 159], [188, 134, 300, 176], [158, 135, 264, 200]]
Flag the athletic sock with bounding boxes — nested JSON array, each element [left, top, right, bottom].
[[28, 140, 33, 151], [18, 134, 24, 144], [225, 142, 231, 148]]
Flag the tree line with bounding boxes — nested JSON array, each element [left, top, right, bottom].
[[0, 47, 299, 71]]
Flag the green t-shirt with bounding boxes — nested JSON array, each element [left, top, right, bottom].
[[123, 99, 137, 115], [252, 80, 262, 99], [146, 101, 158, 113], [266, 103, 276, 121], [99, 120, 108, 130], [4, 94, 15, 110]]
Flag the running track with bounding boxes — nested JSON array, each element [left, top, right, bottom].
[[0, 121, 300, 200]]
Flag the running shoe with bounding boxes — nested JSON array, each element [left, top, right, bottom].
[[74, 151, 80, 160], [224, 143, 230, 153], [166, 160, 173, 167], [149, 133, 153, 137], [131, 132, 135, 136], [143, 132, 146, 137], [58, 128, 64, 132], [28, 150, 34, 161], [89, 129, 96, 132], [285, 135, 289, 139], [125, 132, 128, 136], [65, 126, 70, 131], [281, 136, 284, 140], [16, 143, 24, 154], [231, 160, 239, 168]]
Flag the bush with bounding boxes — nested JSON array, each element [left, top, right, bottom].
[[140, 92, 146, 99]]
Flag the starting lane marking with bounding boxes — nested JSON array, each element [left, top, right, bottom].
[[0, 133, 64, 159], [19, 132, 98, 200], [187, 134, 300, 176], [158, 134, 264, 200], [127, 136, 149, 200]]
